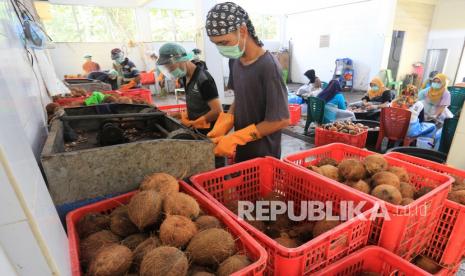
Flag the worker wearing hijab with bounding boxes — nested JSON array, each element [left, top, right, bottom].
[[419, 73, 453, 123], [297, 69, 322, 98], [392, 85, 436, 138], [421, 70, 439, 90], [361, 77, 393, 110], [205, 2, 289, 161], [317, 80, 354, 123]]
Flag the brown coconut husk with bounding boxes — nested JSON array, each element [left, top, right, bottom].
[[121, 233, 148, 250], [88, 244, 133, 276], [110, 205, 139, 237], [195, 215, 222, 231], [217, 255, 251, 276], [371, 171, 400, 190], [139, 172, 179, 197], [317, 157, 339, 167], [319, 165, 340, 181], [274, 233, 300, 248], [307, 165, 322, 175], [159, 215, 198, 247], [371, 185, 402, 205], [186, 228, 236, 266], [346, 180, 371, 194], [448, 190, 465, 204], [80, 230, 120, 265], [163, 192, 200, 219], [128, 190, 163, 230], [363, 155, 388, 175], [312, 220, 340, 238], [77, 212, 110, 238], [414, 186, 434, 200], [399, 182, 416, 199], [388, 166, 410, 183], [338, 159, 366, 181], [140, 246, 188, 276], [413, 256, 441, 274], [401, 198, 414, 206], [132, 236, 161, 271], [288, 222, 314, 242]]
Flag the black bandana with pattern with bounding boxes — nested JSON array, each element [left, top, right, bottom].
[[205, 2, 263, 46]]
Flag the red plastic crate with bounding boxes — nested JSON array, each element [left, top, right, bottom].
[[140, 71, 155, 85], [288, 104, 301, 125], [66, 181, 267, 276], [157, 103, 187, 116], [385, 152, 465, 269], [314, 246, 430, 276], [191, 157, 378, 275], [120, 88, 153, 104], [284, 143, 453, 261], [315, 127, 368, 148], [54, 96, 88, 107]]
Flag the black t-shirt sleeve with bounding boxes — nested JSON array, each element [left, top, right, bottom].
[[263, 57, 289, 121], [127, 61, 140, 77], [199, 74, 219, 102], [361, 94, 370, 101], [381, 89, 392, 103]]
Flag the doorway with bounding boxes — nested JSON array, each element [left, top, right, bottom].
[[424, 49, 448, 81], [387, 30, 405, 80]]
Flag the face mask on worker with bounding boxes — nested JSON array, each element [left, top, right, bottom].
[[113, 54, 125, 64], [431, 82, 442, 89], [216, 31, 246, 59], [170, 64, 186, 79], [371, 85, 379, 92]]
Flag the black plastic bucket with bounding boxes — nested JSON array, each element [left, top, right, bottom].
[[353, 120, 379, 147], [387, 147, 447, 164]]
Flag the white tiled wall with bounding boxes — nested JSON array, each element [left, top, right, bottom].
[[0, 0, 70, 275]]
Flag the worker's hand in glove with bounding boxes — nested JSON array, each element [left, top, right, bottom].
[[214, 124, 262, 157], [207, 112, 234, 138], [180, 112, 211, 129], [120, 80, 137, 91]]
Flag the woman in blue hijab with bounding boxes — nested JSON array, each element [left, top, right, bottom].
[[318, 79, 355, 123]]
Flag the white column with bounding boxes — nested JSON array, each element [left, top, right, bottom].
[[195, 0, 225, 102]]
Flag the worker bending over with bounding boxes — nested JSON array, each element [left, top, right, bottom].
[[111, 48, 140, 90]]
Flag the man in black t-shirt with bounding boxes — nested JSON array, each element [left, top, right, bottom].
[[157, 43, 222, 134]]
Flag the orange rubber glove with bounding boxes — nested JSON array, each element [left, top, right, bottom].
[[214, 124, 262, 157], [120, 80, 137, 91], [180, 112, 211, 129], [207, 112, 234, 138]]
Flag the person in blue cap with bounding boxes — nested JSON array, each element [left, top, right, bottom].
[[157, 43, 222, 134]]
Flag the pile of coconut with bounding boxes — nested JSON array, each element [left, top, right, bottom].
[[76, 172, 252, 276], [226, 191, 344, 249]]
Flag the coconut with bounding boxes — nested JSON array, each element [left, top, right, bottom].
[[128, 190, 163, 230], [133, 236, 161, 267], [388, 166, 410, 183], [77, 212, 110, 238], [164, 192, 200, 219], [347, 180, 371, 194], [274, 233, 300, 248], [319, 165, 340, 181], [338, 159, 366, 181], [371, 185, 402, 205], [80, 230, 120, 265], [245, 219, 266, 232], [452, 183, 465, 192], [414, 186, 434, 200], [117, 96, 133, 104], [414, 256, 441, 274], [139, 172, 179, 197], [401, 198, 414, 206], [103, 95, 117, 103], [140, 246, 188, 276], [88, 244, 133, 276], [317, 157, 339, 167], [371, 171, 400, 190], [268, 213, 291, 229], [46, 102, 60, 115], [399, 182, 416, 199], [186, 228, 236, 266], [189, 265, 215, 276], [159, 215, 198, 247], [307, 165, 322, 175], [225, 200, 239, 214], [192, 272, 215, 276], [288, 222, 314, 242], [110, 205, 138, 237], [448, 190, 465, 204], [195, 215, 222, 231], [364, 155, 388, 175], [121, 233, 148, 250], [217, 255, 251, 276], [312, 220, 340, 238]]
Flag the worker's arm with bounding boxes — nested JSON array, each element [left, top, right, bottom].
[[203, 98, 222, 122], [435, 105, 446, 117], [256, 119, 289, 137]]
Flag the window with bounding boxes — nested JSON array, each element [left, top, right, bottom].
[[149, 9, 196, 42], [251, 14, 279, 41], [42, 5, 136, 42]]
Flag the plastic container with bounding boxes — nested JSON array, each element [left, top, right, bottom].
[[417, 137, 435, 149], [284, 143, 453, 261], [191, 157, 378, 275], [352, 119, 379, 148], [120, 88, 153, 104], [385, 152, 465, 269], [288, 104, 302, 125], [314, 246, 429, 276], [66, 181, 267, 276], [54, 95, 88, 107], [315, 127, 368, 148], [157, 103, 187, 116], [387, 147, 447, 164], [140, 71, 155, 85]]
